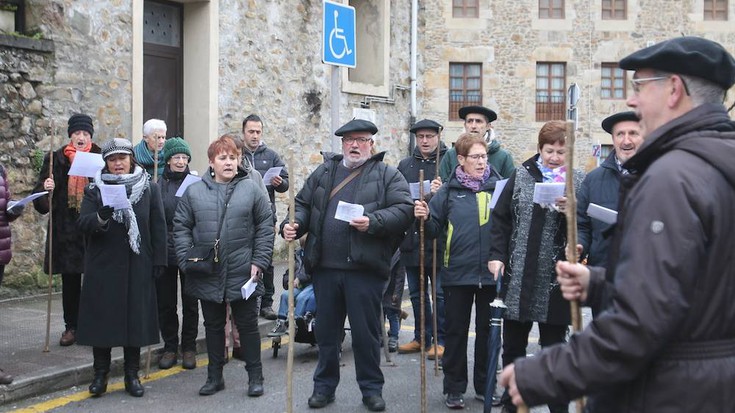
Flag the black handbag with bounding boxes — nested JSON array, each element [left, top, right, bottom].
[[183, 188, 232, 277]]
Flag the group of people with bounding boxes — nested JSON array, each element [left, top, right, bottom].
[[0, 35, 733, 413]]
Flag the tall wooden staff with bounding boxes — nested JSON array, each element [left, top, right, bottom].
[[430, 135, 441, 375], [418, 169, 427, 413], [285, 156, 296, 413], [144, 146, 159, 378], [43, 122, 56, 352], [564, 120, 584, 413]]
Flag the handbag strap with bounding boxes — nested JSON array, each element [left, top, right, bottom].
[[329, 166, 363, 201], [213, 186, 236, 262]]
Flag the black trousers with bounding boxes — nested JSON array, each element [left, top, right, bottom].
[[501, 319, 568, 413], [260, 264, 275, 308], [61, 273, 82, 330], [312, 267, 385, 397], [442, 285, 494, 395], [155, 266, 199, 353], [200, 297, 260, 377], [0, 264, 4, 286]]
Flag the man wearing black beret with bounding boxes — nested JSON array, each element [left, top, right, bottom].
[[439, 105, 515, 182], [501, 36, 735, 412], [281, 118, 413, 412]]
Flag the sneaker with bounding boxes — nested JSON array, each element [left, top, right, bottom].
[[445, 393, 465, 409], [397, 340, 422, 354], [267, 320, 288, 337], [260, 306, 277, 320], [59, 329, 76, 346], [387, 337, 398, 353], [158, 351, 177, 369], [427, 344, 445, 360]]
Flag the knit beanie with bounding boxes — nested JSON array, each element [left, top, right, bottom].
[[163, 137, 192, 162], [67, 114, 94, 138]]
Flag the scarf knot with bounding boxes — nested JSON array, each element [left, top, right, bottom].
[[454, 165, 490, 192]]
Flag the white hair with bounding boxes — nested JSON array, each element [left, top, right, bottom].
[[143, 119, 167, 136]]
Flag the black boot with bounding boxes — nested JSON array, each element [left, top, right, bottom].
[[89, 347, 111, 396], [199, 365, 225, 396], [123, 347, 144, 397], [247, 368, 264, 397]]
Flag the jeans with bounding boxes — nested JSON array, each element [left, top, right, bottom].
[[385, 307, 400, 339], [277, 284, 316, 320], [405, 266, 445, 345]]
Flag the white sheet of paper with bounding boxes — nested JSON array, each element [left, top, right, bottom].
[[99, 184, 131, 210], [10, 191, 48, 208], [241, 277, 257, 300], [175, 174, 202, 197], [335, 201, 364, 223], [68, 152, 105, 178], [533, 182, 566, 205], [409, 180, 431, 200], [587, 203, 618, 225], [262, 167, 283, 186], [489, 179, 508, 209]]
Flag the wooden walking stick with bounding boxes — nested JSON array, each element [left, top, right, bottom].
[[285, 156, 296, 413], [43, 122, 56, 353], [144, 146, 159, 379], [431, 138, 441, 375], [564, 120, 585, 413], [418, 169, 427, 413]]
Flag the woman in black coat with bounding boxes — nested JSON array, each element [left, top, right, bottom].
[[76, 138, 167, 398]]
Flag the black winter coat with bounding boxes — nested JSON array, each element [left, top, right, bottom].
[[242, 143, 289, 222], [33, 144, 102, 274], [174, 167, 274, 303], [397, 143, 447, 267], [76, 172, 167, 347], [515, 103, 735, 412], [282, 152, 413, 277], [159, 166, 190, 267]]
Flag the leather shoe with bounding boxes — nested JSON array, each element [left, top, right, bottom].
[[158, 351, 177, 369], [307, 392, 335, 408], [59, 329, 76, 346], [199, 376, 225, 396], [124, 375, 144, 397], [397, 340, 422, 354], [0, 369, 12, 385], [427, 344, 445, 360], [247, 381, 264, 397], [260, 306, 277, 320], [362, 395, 386, 412], [88, 373, 108, 395], [182, 351, 197, 370]]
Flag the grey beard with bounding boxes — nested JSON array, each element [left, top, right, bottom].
[[343, 158, 368, 169]]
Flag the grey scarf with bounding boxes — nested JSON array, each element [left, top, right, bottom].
[[94, 165, 150, 254]]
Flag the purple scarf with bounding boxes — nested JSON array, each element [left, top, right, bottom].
[[454, 165, 490, 192]]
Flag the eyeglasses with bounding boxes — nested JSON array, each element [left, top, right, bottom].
[[341, 137, 372, 144], [463, 153, 487, 161], [416, 134, 437, 141], [170, 155, 189, 161], [630, 76, 668, 93]]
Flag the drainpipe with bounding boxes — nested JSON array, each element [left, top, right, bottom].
[[409, 0, 418, 154]]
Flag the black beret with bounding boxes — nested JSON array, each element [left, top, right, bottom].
[[601, 111, 639, 134], [458, 105, 497, 123], [67, 113, 94, 138], [619, 36, 735, 90], [410, 119, 443, 134], [334, 118, 378, 136]]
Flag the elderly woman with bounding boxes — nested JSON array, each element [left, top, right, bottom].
[[174, 135, 273, 397], [76, 138, 167, 398], [414, 132, 503, 409], [488, 120, 584, 413], [33, 113, 102, 347], [156, 137, 199, 370], [134, 118, 167, 180]]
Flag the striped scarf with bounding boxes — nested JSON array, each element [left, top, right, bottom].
[[63, 141, 92, 211]]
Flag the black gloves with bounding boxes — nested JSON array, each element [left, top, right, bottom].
[[98, 205, 114, 221]]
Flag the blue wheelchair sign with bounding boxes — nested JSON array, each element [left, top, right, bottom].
[[322, 0, 356, 68]]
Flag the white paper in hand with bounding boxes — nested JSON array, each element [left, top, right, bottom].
[[10, 191, 48, 209], [262, 167, 283, 186], [586, 203, 618, 225], [68, 152, 105, 178], [335, 201, 364, 222], [489, 179, 508, 209], [175, 174, 202, 197], [241, 277, 257, 300], [533, 182, 565, 205], [99, 184, 131, 210], [409, 180, 431, 200]]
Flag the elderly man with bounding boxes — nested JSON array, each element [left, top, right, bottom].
[[500, 36, 735, 413], [281, 119, 413, 412], [241, 114, 289, 320], [438, 105, 515, 181], [134, 119, 167, 180], [396, 119, 448, 359]]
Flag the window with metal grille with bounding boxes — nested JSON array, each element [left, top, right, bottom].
[[539, 0, 564, 19], [453, 0, 479, 18], [536, 62, 566, 122], [602, 0, 626, 19], [601, 63, 626, 99], [704, 0, 728, 20], [449, 63, 482, 121]]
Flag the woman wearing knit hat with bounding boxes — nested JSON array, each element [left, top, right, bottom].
[[33, 113, 101, 347], [155, 137, 199, 371]]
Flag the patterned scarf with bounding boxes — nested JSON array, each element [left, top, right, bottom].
[[94, 165, 150, 254], [63, 141, 92, 211], [454, 165, 491, 192], [133, 140, 165, 178], [536, 158, 567, 183]]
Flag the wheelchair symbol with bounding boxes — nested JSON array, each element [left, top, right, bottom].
[[329, 10, 352, 60]]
